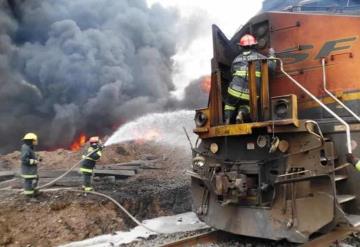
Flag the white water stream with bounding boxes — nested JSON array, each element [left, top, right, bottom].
[[64, 111, 200, 247], [60, 212, 208, 247], [105, 110, 196, 147]]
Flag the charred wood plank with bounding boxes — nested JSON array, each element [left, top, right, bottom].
[[8, 177, 83, 188], [97, 165, 140, 171], [93, 169, 136, 177], [38, 170, 80, 178], [0, 171, 15, 182]]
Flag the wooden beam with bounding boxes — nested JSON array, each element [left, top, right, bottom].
[[0, 171, 15, 182], [9, 177, 84, 188], [97, 165, 140, 170], [94, 169, 136, 177], [216, 70, 223, 124], [261, 59, 270, 121], [248, 61, 258, 122], [39, 170, 80, 178], [209, 71, 221, 126]]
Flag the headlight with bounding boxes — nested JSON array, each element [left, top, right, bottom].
[[210, 143, 219, 154], [274, 99, 289, 119], [195, 111, 208, 127]]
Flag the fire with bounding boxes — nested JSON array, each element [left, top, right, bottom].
[[70, 133, 87, 151], [200, 75, 211, 93]]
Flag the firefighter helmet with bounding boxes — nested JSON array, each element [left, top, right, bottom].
[[239, 34, 258, 46], [89, 136, 100, 144], [23, 133, 38, 145]]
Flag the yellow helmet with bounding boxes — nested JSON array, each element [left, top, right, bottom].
[[23, 133, 38, 145]]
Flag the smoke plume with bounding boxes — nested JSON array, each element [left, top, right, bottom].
[[0, 0, 209, 153]]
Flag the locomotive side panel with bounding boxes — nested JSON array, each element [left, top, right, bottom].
[[268, 12, 360, 117]]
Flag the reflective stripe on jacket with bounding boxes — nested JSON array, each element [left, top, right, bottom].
[[224, 104, 236, 111], [82, 147, 102, 161], [80, 167, 93, 174], [80, 146, 102, 172], [227, 87, 250, 101], [233, 70, 261, 78]]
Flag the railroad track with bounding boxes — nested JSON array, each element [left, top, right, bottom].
[[160, 230, 222, 247], [160, 226, 360, 247], [301, 226, 360, 247]]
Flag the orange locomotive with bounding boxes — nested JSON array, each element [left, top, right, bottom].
[[190, 5, 360, 243]]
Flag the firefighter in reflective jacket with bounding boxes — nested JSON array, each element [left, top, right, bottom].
[[224, 34, 267, 124], [80, 136, 103, 191], [21, 133, 40, 197]]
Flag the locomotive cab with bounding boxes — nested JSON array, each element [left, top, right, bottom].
[[190, 11, 360, 243]]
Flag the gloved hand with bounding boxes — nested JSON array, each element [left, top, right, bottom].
[[346, 153, 360, 171], [346, 153, 356, 165], [29, 159, 39, 165], [98, 144, 105, 150]]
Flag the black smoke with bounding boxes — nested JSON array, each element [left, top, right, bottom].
[[0, 0, 209, 153]]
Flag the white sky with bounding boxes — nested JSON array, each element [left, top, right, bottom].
[[147, 0, 264, 97]]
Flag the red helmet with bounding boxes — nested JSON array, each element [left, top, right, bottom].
[[239, 34, 258, 47], [89, 136, 100, 144]]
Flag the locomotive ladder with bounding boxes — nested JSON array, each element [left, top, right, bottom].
[[325, 139, 360, 227], [277, 58, 360, 227]]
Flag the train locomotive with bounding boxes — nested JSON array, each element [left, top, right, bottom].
[[190, 3, 360, 243]]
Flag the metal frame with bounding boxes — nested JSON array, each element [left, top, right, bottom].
[[276, 58, 353, 154]]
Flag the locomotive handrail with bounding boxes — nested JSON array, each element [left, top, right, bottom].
[[275, 58, 352, 154], [321, 58, 360, 122]]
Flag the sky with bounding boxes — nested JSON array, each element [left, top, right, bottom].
[[146, 0, 264, 97]]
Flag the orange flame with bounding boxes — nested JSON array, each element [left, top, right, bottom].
[[200, 76, 211, 93], [70, 133, 87, 151]]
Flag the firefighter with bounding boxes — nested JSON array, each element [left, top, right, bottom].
[[224, 34, 269, 124], [21, 133, 40, 197], [80, 136, 103, 191]]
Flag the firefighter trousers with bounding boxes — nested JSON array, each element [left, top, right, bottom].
[[23, 177, 38, 196], [82, 172, 93, 191]]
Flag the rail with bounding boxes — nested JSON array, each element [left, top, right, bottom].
[[276, 58, 352, 154], [300, 226, 360, 247], [159, 230, 221, 247], [321, 58, 360, 122]]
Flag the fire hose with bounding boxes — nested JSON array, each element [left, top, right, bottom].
[[0, 147, 163, 234]]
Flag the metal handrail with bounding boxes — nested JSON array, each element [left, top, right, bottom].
[[321, 58, 360, 122], [275, 58, 352, 154]]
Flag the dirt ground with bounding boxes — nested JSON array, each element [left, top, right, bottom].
[[0, 191, 124, 246], [0, 141, 193, 247]]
